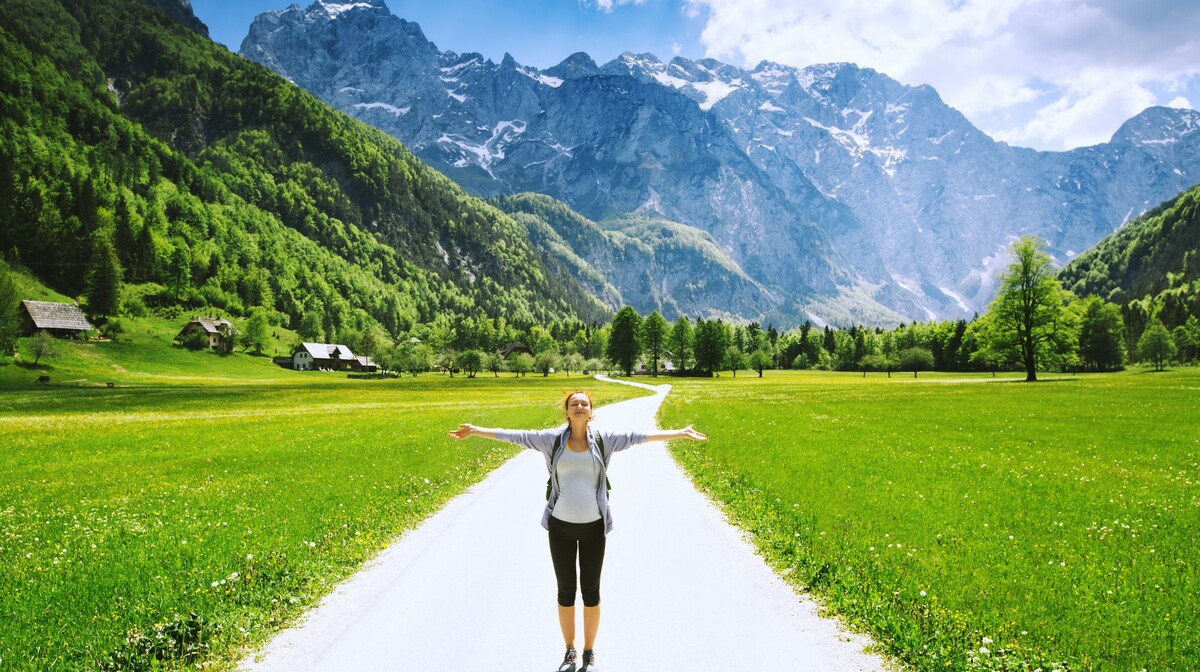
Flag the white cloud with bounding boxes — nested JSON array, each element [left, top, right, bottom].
[[684, 0, 1200, 151], [583, 0, 646, 13]]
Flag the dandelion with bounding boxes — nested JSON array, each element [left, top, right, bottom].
[[211, 581, 219, 588], [247, 554, 253, 561], [920, 590, 927, 597]]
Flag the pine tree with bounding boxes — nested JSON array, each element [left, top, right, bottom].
[[85, 234, 123, 319], [0, 260, 21, 355]]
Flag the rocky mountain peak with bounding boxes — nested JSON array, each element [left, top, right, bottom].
[[240, 3, 1200, 325], [1110, 106, 1200, 147], [545, 52, 601, 80]]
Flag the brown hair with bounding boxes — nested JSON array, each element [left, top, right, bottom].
[[562, 390, 594, 411]]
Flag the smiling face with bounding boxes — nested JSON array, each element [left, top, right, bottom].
[[564, 391, 593, 424]]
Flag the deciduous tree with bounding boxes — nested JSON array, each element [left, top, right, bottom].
[[975, 236, 1076, 381], [1137, 318, 1176, 371], [606, 306, 643, 376], [242, 308, 271, 356], [640, 310, 668, 376], [30, 330, 59, 365], [898, 346, 934, 378], [668, 316, 693, 372], [693, 319, 729, 375], [456, 349, 483, 378], [1077, 296, 1125, 371]]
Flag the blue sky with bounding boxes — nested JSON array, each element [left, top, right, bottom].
[[191, 0, 1200, 152], [194, 0, 709, 69]]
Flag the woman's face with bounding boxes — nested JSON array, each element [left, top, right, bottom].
[[565, 393, 593, 422]]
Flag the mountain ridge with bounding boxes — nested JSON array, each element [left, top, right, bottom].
[[240, 0, 1200, 325], [0, 0, 607, 342]]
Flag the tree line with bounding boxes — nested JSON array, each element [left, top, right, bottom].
[[373, 235, 1198, 380]]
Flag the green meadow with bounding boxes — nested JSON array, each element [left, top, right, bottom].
[[662, 369, 1199, 671], [0, 333, 642, 671], [4, 323, 1197, 671]]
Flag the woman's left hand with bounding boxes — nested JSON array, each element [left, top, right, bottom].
[[680, 425, 707, 441]]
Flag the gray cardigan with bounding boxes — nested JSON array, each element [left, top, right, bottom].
[[495, 426, 648, 534]]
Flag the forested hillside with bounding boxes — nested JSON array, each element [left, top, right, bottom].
[[1059, 183, 1200, 330], [0, 0, 607, 340], [494, 193, 782, 322]]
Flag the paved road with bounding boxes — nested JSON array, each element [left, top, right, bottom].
[[240, 379, 889, 672]]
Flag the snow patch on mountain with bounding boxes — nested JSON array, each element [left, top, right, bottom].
[[354, 102, 409, 116], [938, 286, 970, 313], [320, 2, 376, 18]]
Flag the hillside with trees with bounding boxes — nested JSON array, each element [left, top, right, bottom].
[[1059, 182, 1200, 360], [0, 0, 607, 344]]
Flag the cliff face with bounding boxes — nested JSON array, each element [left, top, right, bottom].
[[243, 0, 1200, 324]]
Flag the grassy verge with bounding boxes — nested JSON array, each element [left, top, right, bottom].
[[661, 369, 1198, 671], [0, 329, 643, 670]]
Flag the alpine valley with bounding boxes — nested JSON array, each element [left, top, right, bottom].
[[240, 0, 1200, 325]]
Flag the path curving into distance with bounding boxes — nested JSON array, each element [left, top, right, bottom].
[[239, 377, 888, 671]]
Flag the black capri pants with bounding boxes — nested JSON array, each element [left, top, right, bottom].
[[548, 516, 606, 607]]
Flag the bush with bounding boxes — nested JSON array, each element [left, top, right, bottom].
[[181, 329, 209, 351]]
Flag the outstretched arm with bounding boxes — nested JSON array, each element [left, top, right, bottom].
[[644, 425, 707, 443], [448, 424, 501, 440]]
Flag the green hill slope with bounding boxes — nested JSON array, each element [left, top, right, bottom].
[[0, 0, 608, 336], [1059, 183, 1200, 325], [495, 192, 780, 322]]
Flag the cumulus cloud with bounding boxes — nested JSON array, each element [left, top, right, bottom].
[[683, 0, 1200, 151]]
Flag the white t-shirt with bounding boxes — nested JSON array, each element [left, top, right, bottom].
[[551, 448, 602, 523]]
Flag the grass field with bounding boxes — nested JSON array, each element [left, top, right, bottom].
[[661, 369, 1199, 671], [0, 332, 644, 671]]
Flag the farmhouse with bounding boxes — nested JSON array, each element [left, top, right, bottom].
[[498, 341, 532, 358], [175, 317, 235, 350], [292, 342, 359, 371], [19, 300, 94, 338]]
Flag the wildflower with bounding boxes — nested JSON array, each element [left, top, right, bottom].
[[247, 554, 253, 561], [920, 590, 927, 597]]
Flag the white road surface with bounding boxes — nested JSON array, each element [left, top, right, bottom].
[[240, 378, 889, 672]]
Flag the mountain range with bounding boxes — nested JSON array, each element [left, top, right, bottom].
[[239, 0, 1200, 325], [0, 0, 605, 342]]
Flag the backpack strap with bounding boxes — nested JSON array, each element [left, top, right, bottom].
[[546, 430, 566, 500], [546, 429, 612, 499]]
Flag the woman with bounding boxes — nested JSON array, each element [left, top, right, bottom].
[[449, 390, 707, 672]]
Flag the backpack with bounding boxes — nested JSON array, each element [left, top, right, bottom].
[[546, 430, 611, 500]]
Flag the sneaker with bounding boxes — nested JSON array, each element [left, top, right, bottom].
[[580, 649, 597, 671], [556, 647, 577, 672]]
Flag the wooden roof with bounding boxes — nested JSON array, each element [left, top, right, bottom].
[[297, 342, 357, 361], [181, 317, 234, 335], [20, 300, 94, 332]]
